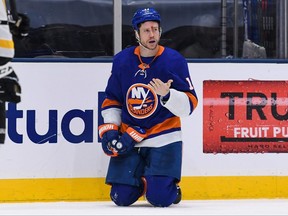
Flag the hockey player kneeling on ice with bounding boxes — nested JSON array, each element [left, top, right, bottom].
[[98, 7, 198, 207]]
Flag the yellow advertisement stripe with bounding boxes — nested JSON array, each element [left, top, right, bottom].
[[0, 178, 111, 202], [181, 176, 288, 199], [0, 176, 287, 202]]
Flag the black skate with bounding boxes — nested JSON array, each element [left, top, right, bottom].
[[173, 184, 182, 204]]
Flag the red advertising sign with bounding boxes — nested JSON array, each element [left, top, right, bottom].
[[203, 80, 288, 153]]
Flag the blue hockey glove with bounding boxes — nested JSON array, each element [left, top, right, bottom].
[[98, 123, 120, 157], [115, 126, 146, 155]]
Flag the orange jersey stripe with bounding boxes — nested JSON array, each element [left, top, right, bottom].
[[101, 98, 122, 109], [121, 116, 181, 137], [134, 45, 164, 57], [185, 92, 198, 110]]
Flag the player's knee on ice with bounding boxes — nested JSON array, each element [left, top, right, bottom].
[[110, 183, 143, 206], [145, 175, 178, 207]]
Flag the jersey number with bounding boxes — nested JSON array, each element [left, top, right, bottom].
[[186, 77, 194, 90]]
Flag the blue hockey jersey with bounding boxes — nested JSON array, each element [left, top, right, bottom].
[[101, 45, 198, 148]]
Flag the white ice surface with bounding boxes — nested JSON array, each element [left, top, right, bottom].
[[0, 199, 287, 215]]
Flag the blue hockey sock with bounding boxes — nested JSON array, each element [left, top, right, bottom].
[[110, 183, 143, 206], [145, 175, 177, 207]]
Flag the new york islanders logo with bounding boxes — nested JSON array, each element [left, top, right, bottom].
[[126, 83, 158, 119]]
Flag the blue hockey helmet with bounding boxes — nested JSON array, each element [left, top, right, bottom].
[[132, 8, 161, 30]]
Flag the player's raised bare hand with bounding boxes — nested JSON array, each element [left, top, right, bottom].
[[148, 78, 173, 96]]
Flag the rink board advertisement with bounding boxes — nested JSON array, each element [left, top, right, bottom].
[[1, 62, 112, 179], [6, 61, 288, 179], [203, 80, 288, 153]]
